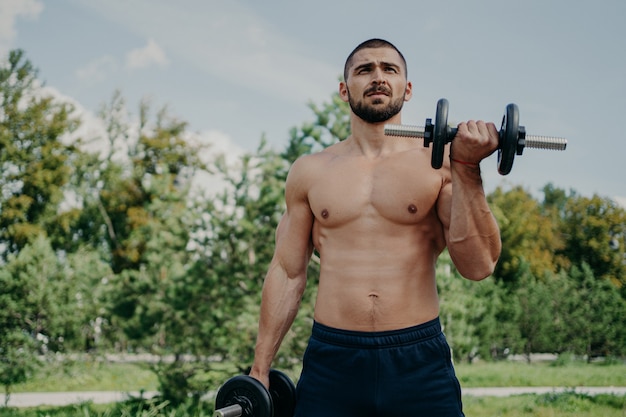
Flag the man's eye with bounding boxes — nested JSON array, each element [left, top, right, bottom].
[[385, 67, 398, 73]]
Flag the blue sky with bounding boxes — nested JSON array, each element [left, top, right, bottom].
[[3, 0, 625, 206]]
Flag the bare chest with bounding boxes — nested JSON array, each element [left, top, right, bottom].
[[308, 152, 443, 227]]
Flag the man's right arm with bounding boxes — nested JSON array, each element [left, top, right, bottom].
[[249, 157, 315, 388]]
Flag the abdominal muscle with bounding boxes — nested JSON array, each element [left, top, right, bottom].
[[312, 226, 442, 332]]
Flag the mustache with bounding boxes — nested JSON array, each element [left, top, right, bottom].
[[364, 85, 391, 96]]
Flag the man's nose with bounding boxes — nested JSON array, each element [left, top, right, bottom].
[[372, 68, 387, 84]]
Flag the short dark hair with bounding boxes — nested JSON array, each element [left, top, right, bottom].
[[343, 38, 407, 81]]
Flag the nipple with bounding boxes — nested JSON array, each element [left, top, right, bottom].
[[321, 209, 329, 219], [408, 204, 418, 214]]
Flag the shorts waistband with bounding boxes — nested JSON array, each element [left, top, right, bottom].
[[311, 317, 442, 348]]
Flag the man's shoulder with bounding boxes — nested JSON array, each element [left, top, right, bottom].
[[285, 145, 345, 194], [292, 143, 344, 169]]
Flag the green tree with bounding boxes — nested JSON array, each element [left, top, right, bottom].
[[560, 263, 626, 359], [99, 95, 205, 273], [473, 279, 522, 361], [0, 330, 37, 405], [0, 236, 87, 401], [0, 49, 80, 259], [512, 263, 557, 360], [63, 248, 114, 351], [557, 193, 626, 289], [488, 186, 564, 284]]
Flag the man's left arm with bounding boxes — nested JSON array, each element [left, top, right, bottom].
[[438, 120, 502, 280]]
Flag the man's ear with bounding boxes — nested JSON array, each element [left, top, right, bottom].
[[404, 81, 413, 102], [339, 81, 349, 103]]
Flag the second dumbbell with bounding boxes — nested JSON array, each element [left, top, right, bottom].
[[214, 369, 296, 417]]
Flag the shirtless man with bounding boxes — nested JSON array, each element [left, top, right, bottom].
[[249, 38, 501, 417]]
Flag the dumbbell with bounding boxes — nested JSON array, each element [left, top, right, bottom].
[[214, 369, 296, 417], [384, 98, 568, 175]]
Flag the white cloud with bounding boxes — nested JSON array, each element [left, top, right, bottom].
[[75, 55, 119, 83], [65, 0, 337, 104], [74, 39, 168, 83], [0, 0, 43, 55], [125, 39, 168, 70]]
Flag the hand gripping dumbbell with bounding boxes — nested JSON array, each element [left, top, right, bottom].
[[384, 98, 568, 175], [214, 369, 296, 417]]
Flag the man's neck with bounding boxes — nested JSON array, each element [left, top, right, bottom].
[[348, 113, 404, 158]]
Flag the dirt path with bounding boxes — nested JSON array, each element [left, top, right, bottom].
[[6, 387, 626, 408], [5, 391, 159, 408]]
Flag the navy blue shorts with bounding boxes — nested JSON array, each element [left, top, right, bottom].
[[294, 317, 464, 417]]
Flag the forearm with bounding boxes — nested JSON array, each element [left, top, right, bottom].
[[448, 164, 501, 280], [250, 262, 307, 376]]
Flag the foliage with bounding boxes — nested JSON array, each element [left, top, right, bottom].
[[0, 331, 38, 406], [0, 237, 65, 402], [0, 49, 80, 258], [557, 192, 626, 289], [281, 93, 347, 164], [561, 264, 626, 358], [488, 186, 564, 283]]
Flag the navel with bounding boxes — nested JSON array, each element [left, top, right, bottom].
[[321, 209, 329, 219], [408, 204, 418, 214]]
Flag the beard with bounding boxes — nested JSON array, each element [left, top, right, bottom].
[[347, 85, 405, 123]]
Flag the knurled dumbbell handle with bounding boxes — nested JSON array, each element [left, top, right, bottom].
[[214, 404, 243, 417], [383, 124, 567, 151], [384, 124, 427, 138], [522, 135, 567, 151]]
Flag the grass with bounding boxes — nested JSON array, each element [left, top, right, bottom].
[[463, 392, 626, 417], [10, 360, 158, 393], [455, 359, 626, 387]]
